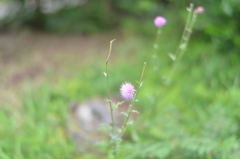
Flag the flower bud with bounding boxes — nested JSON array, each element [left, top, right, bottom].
[[154, 16, 167, 27]]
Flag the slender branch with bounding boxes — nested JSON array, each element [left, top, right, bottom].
[[174, 3, 194, 58], [152, 27, 162, 71], [168, 3, 195, 80], [105, 39, 118, 159], [105, 39, 116, 134], [175, 12, 197, 64], [120, 62, 147, 137], [156, 4, 197, 116]]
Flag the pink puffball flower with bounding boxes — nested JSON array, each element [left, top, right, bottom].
[[120, 82, 136, 100], [195, 6, 204, 14], [154, 16, 167, 27]]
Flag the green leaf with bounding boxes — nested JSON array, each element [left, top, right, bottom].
[[131, 110, 139, 114], [99, 123, 112, 132], [112, 101, 125, 110], [121, 112, 128, 117], [104, 98, 111, 102], [111, 136, 122, 144], [127, 121, 134, 125]]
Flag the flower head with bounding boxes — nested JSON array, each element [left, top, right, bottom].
[[154, 16, 167, 27], [120, 82, 136, 100], [195, 6, 204, 14]]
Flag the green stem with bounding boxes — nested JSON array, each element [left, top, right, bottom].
[[153, 4, 197, 116], [152, 27, 162, 71], [168, 3, 195, 80], [105, 39, 116, 134], [120, 62, 146, 137], [174, 3, 194, 58], [105, 39, 117, 158]]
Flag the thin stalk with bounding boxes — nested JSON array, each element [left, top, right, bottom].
[[120, 62, 147, 137], [175, 12, 197, 65], [152, 27, 162, 71], [168, 3, 195, 80], [105, 39, 117, 159], [105, 39, 116, 134], [174, 3, 194, 58], [154, 4, 197, 115]]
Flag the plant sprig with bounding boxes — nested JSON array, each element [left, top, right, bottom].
[[119, 62, 146, 137]]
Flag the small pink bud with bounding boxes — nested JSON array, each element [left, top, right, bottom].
[[154, 16, 167, 27], [195, 6, 204, 14]]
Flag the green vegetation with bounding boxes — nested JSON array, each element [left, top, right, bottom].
[[1, 0, 240, 53], [1, 24, 240, 158], [0, 1, 240, 159], [0, 1, 238, 46]]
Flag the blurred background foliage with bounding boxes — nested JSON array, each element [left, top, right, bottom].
[[0, 0, 240, 159], [0, 0, 240, 53]]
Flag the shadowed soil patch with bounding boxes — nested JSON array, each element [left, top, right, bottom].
[[0, 31, 126, 106], [0, 31, 117, 87]]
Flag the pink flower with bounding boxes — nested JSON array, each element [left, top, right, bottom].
[[154, 16, 167, 27], [120, 82, 136, 100], [195, 6, 204, 14]]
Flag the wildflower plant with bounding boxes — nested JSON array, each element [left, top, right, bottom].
[[167, 3, 204, 83], [103, 40, 146, 158], [152, 4, 204, 84], [150, 4, 204, 118], [100, 3, 203, 158], [152, 16, 167, 71]]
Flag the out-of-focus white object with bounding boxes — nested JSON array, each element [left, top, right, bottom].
[[67, 97, 137, 152]]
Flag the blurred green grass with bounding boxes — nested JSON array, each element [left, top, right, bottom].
[[1, 15, 240, 159]]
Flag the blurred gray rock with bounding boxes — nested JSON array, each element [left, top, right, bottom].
[[67, 97, 137, 152]]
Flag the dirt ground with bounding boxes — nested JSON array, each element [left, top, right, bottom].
[[0, 31, 117, 86], [0, 31, 122, 106]]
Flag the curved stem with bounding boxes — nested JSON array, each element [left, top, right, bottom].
[[105, 39, 116, 134], [105, 39, 117, 158]]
